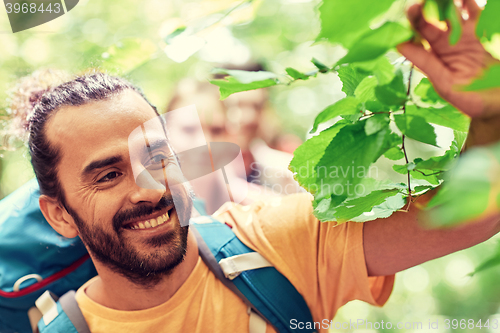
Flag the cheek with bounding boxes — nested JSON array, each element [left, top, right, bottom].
[[74, 187, 122, 226], [75, 188, 99, 217]]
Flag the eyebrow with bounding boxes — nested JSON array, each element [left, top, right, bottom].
[[147, 139, 169, 151], [82, 156, 123, 177]]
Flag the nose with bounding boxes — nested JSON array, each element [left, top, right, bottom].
[[128, 168, 166, 205]]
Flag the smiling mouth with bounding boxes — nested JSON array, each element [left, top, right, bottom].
[[123, 208, 174, 230]]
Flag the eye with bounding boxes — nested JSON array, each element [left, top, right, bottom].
[[97, 171, 121, 183], [210, 126, 224, 136], [150, 154, 166, 164], [145, 153, 174, 170]]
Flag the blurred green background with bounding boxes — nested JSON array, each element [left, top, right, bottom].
[[1, 0, 500, 331]]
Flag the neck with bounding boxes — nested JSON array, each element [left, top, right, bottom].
[[85, 230, 198, 311]]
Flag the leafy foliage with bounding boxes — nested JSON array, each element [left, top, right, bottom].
[[208, 0, 499, 233], [316, 0, 396, 48], [425, 141, 500, 226], [465, 65, 500, 91], [210, 69, 280, 100], [336, 22, 413, 65], [471, 241, 500, 276], [406, 104, 470, 132], [425, 0, 462, 45], [476, 0, 500, 40], [211, 77, 278, 100], [394, 113, 438, 147], [310, 97, 361, 133]]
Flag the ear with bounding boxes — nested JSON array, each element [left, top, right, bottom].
[[39, 195, 79, 238]]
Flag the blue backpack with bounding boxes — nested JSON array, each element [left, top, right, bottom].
[[0, 179, 315, 333]]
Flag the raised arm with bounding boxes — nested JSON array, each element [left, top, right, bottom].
[[364, 0, 500, 277]]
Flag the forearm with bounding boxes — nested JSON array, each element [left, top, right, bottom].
[[364, 202, 500, 276], [464, 115, 500, 150]]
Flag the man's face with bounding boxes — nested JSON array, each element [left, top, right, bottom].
[[46, 90, 192, 285]]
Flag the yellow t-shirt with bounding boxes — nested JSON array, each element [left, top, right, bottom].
[[75, 194, 394, 332]]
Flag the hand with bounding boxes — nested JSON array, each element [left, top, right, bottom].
[[397, 0, 500, 119]]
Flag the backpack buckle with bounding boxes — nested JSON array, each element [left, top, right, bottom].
[[13, 274, 43, 292]]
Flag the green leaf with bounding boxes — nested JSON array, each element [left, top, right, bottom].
[[354, 56, 395, 85], [375, 70, 407, 109], [454, 130, 468, 151], [317, 0, 396, 48], [312, 122, 396, 200], [426, 142, 500, 226], [101, 38, 157, 74], [350, 192, 406, 222], [414, 141, 459, 172], [291, 121, 348, 187], [408, 142, 459, 186], [313, 195, 351, 221], [164, 27, 186, 44], [471, 246, 500, 275], [365, 114, 390, 136], [313, 178, 406, 222], [363, 101, 385, 113], [210, 77, 277, 100], [445, 0, 462, 45], [476, 0, 500, 40], [406, 104, 470, 132], [321, 189, 401, 223], [311, 97, 361, 133], [426, 0, 461, 45], [410, 170, 441, 186], [341, 113, 364, 124], [414, 78, 446, 105], [393, 162, 416, 174], [414, 185, 435, 194], [427, 179, 490, 226], [211, 69, 278, 84], [311, 58, 330, 73], [354, 76, 378, 103], [337, 66, 368, 97], [384, 147, 404, 160], [464, 65, 500, 91], [394, 114, 438, 147], [337, 22, 413, 65], [286, 67, 310, 80]]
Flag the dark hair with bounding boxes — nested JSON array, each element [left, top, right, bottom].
[[18, 71, 159, 205]]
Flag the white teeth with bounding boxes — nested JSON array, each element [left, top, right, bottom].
[[129, 211, 171, 230]]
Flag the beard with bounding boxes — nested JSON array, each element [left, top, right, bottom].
[[65, 191, 193, 288]]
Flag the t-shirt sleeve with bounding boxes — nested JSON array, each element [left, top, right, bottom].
[[214, 193, 394, 322]]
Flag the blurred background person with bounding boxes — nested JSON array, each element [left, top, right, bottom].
[[166, 64, 304, 214]]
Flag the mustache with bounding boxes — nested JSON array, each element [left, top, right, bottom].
[[113, 195, 174, 232]]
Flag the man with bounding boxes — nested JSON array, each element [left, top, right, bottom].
[[29, 2, 500, 332], [165, 78, 303, 214]]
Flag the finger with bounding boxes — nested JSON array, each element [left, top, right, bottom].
[[397, 41, 448, 83], [407, 3, 446, 45], [463, 0, 481, 21]]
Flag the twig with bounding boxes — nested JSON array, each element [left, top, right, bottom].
[[414, 169, 444, 177], [402, 65, 415, 211]]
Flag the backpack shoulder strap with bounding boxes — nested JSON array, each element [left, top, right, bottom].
[[36, 290, 89, 333], [191, 217, 316, 333]]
